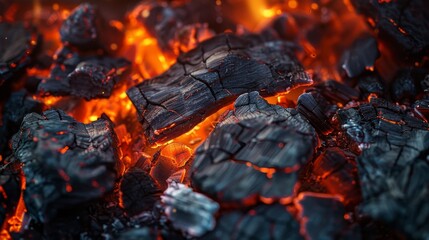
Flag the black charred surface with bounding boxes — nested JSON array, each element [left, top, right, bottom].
[[11, 109, 120, 222], [391, 68, 427, 103], [206, 204, 302, 240], [313, 80, 360, 105], [339, 35, 379, 78], [357, 73, 385, 98], [0, 22, 39, 87], [351, 0, 429, 59], [119, 167, 162, 216], [60, 3, 123, 54], [0, 90, 43, 157], [127, 34, 312, 145], [38, 46, 130, 99], [297, 92, 333, 135], [0, 159, 21, 227], [358, 130, 429, 239], [191, 92, 317, 204]]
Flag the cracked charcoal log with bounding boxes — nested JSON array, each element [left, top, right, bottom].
[[206, 204, 302, 240], [60, 3, 123, 54], [119, 167, 162, 217], [295, 192, 349, 240], [357, 73, 385, 98], [11, 109, 120, 222], [391, 68, 427, 103], [161, 182, 219, 237], [0, 90, 43, 157], [127, 33, 312, 145], [297, 92, 333, 135], [339, 35, 379, 78], [358, 130, 429, 239], [351, 0, 429, 59], [338, 97, 428, 147], [0, 22, 39, 87], [191, 92, 317, 204], [313, 80, 360, 105], [313, 148, 361, 207], [38, 46, 130, 99]]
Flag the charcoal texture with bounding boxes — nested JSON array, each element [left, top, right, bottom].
[[391, 68, 427, 103], [127, 34, 312, 145], [297, 92, 333, 135], [191, 92, 317, 204], [0, 22, 38, 86], [119, 167, 161, 216], [358, 130, 429, 239], [38, 46, 130, 100], [206, 204, 302, 240], [351, 0, 429, 59], [11, 109, 120, 222], [357, 73, 385, 98]]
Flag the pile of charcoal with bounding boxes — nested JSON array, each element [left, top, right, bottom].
[[1, 0, 429, 239]]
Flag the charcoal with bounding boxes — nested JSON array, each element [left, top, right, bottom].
[[313, 80, 360, 104], [119, 167, 162, 216], [313, 148, 362, 207], [338, 97, 428, 147], [11, 109, 120, 222], [339, 35, 379, 78], [191, 92, 317, 204], [357, 73, 385, 98], [206, 204, 302, 240], [161, 182, 219, 237], [391, 68, 427, 103], [263, 13, 298, 41], [413, 98, 429, 121], [38, 46, 130, 99], [118, 228, 157, 240], [127, 33, 312, 145], [0, 90, 43, 157], [351, 0, 429, 59], [420, 74, 429, 93], [0, 22, 39, 86], [295, 192, 348, 240], [297, 92, 333, 135], [358, 130, 429, 239], [60, 3, 123, 54]]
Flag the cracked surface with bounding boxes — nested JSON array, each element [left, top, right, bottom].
[[127, 33, 312, 145]]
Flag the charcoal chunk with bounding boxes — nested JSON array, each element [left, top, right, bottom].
[[60, 3, 123, 54], [357, 73, 385, 98], [161, 182, 219, 237], [297, 92, 333, 135], [339, 35, 379, 78], [206, 204, 302, 240], [119, 167, 161, 216], [0, 22, 38, 86], [313, 80, 360, 104], [11, 110, 120, 222], [191, 92, 317, 204], [391, 68, 427, 103], [127, 34, 312, 145]]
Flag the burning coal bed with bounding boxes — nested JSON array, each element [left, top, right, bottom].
[[1, 0, 429, 239]]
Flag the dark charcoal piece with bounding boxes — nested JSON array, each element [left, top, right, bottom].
[[339, 35, 379, 78], [313, 148, 362, 207], [391, 69, 427, 103], [127, 34, 312, 145], [206, 204, 302, 240], [357, 73, 385, 98], [38, 46, 130, 99], [295, 192, 348, 240], [191, 92, 317, 204], [297, 92, 333, 135], [338, 97, 428, 147], [263, 13, 298, 41], [0, 22, 38, 86], [60, 3, 123, 54], [351, 0, 429, 59], [119, 167, 162, 216], [0, 90, 43, 157], [11, 109, 120, 222], [313, 80, 360, 104], [413, 98, 429, 121], [358, 130, 429, 239]]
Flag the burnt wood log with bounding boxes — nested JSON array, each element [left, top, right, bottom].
[[127, 34, 312, 145], [191, 92, 317, 205], [11, 109, 120, 222]]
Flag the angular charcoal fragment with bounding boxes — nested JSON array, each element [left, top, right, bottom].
[[295, 192, 348, 240], [358, 130, 429, 239], [339, 35, 379, 78], [60, 3, 123, 54], [206, 204, 302, 240], [351, 0, 429, 59], [357, 73, 385, 98], [0, 22, 38, 86], [391, 68, 427, 103], [38, 46, 130, 99], [297, 92, 333, 135], [161, 182, 219, 237], [127, 33, 312, 144], [11, 109, 120, 222], [313, 80, 360, 104], [313, 148, 361, 207], [191, 92, 317, 204], [119, 167, 162, 216], [0, 90, 43, 157]]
